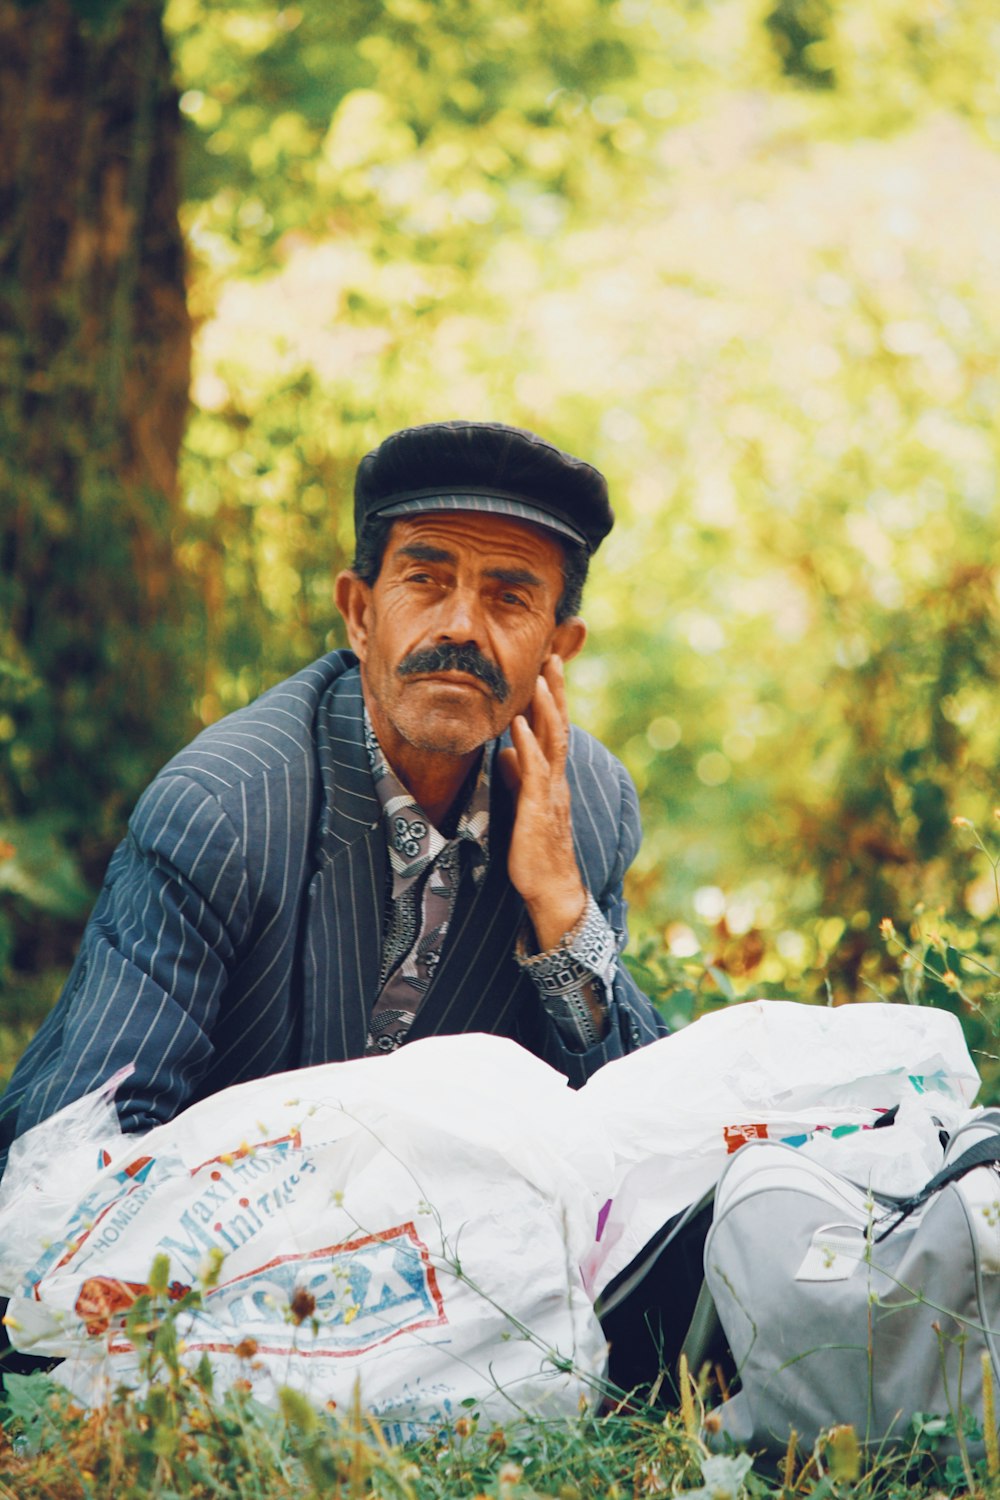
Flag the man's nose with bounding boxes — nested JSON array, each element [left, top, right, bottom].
[[434, 585, 484, 643]]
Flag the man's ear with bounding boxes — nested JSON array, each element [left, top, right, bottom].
[[550, 616, 586, 665], [334, 570, 372, 660]]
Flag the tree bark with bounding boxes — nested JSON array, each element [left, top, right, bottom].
[[0, 0, 195, 906]]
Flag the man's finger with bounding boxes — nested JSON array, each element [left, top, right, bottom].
[[509, 710, 549, 784], [524, 678, 556, 769], [531, 671, 569, 775], [543, 653, 569, 724]]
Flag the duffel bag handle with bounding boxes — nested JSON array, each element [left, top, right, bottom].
[[877, 1134, 1000, 1241]]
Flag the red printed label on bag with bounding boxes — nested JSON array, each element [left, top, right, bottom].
[[108, 1221, 447, 1358], [724, 1123, 769, 1154]]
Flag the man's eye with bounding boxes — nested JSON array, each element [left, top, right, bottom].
[[499, 591, 528, 608]]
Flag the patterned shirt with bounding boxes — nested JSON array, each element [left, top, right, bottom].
[[364, 709, 617, 1055], [364, 712, 491, 1054]]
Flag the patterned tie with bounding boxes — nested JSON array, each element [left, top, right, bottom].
[[363, 712, 490, 1054]]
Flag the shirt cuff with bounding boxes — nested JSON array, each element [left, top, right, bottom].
[[513, 892, 617, 1050]]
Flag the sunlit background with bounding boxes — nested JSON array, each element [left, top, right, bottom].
[[3, 0, 1000, 1069]]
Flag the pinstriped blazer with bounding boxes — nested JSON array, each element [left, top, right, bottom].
[[0, 652, 666, 1178]]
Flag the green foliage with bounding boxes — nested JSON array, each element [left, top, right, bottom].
[[1, 1371, 74, 1456], [0, 815, 91, 994], [871, 814, 1000, 1101], [0, 818, 92, 919], [6, 0, 1000, 1078], [152, 0, 1000, 1011], [764, 0, 837, 88], [167, 0, 666, 274]]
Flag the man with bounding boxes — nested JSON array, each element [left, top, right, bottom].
[[0, 420, 666, 1182]]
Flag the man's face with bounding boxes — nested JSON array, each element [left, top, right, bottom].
[[337, 511, 585, 762]]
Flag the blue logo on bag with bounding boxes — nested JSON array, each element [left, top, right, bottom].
[[178, 1222, 448, 1357]]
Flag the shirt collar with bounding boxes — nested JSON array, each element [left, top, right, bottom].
[[363, 707, 492, 885]]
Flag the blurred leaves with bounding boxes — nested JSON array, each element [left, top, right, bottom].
[[6, 0, 1000, 1026], [0, 819, 92, 918]]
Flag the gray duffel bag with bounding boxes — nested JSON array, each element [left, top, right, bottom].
[[698, 1109, 1000, 1457]]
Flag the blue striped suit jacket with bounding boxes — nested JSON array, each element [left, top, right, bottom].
[[0, 653, 666, 1178]]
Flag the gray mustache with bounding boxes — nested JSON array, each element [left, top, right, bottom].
[[397, 644, 510, 703]]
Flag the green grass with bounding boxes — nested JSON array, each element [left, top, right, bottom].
[[1, 1309, 995, 1500], [0, 1362, 990, 1500]]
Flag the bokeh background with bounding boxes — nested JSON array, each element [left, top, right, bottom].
[[2, 0, 1000, 1083]]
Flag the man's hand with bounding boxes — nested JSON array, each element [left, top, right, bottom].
[[498, 654, 588, 953]]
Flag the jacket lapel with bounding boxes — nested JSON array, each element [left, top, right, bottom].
[[299, 667, 386, 1065]]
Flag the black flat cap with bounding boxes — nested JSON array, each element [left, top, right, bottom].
[[354, 420, 613, 555]]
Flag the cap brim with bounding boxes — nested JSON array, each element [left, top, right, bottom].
[[377, 492, 588, 549]]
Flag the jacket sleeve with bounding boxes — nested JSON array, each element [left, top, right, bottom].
[[0, 773, 250, 1156], [527, 749, 669, 1088]]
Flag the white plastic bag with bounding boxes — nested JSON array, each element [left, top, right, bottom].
[[1, 1035, 613, 1437], [1, 999, 980, 1424], [0, 1064, 129, 1292], [581, 1000, 979, 1296]]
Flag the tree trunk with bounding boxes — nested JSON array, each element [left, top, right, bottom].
[[0, 0, 195, 921]]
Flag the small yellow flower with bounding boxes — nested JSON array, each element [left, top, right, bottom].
[[199, 1246, 226, 1289], [942, 971, 960, 989], [952, 816, 972, 828], [879, 917, 895, 938], [824, 1424, 861, 1484]]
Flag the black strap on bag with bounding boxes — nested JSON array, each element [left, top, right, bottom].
[[876, 1134, 1000, 1242]]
